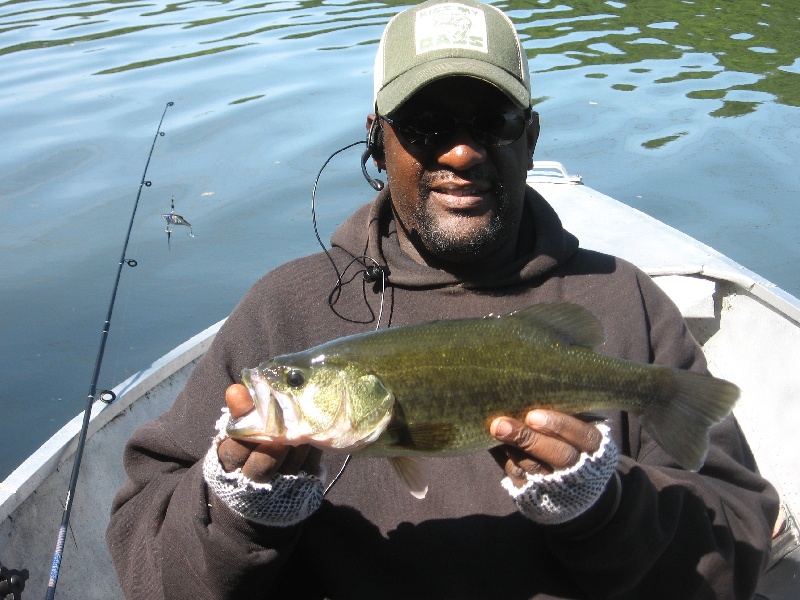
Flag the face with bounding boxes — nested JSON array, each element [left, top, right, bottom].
[[373, 77, 538, 268]]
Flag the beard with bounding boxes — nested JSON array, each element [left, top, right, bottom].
[[411, 176, 511, 262], [417, 208, 505, 259]]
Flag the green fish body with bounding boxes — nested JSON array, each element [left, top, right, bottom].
[[228, 303, 739, 497]]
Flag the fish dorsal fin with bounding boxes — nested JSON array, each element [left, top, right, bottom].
[[389, 456, 429, 499], [505, 303, 605, 349]]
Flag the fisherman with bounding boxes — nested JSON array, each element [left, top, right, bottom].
[[107, 1, 778, 597]]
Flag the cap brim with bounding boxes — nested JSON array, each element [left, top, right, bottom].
[[376, 57, 530, 115]]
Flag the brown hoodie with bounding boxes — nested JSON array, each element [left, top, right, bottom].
[[107, 187, 778, 599]]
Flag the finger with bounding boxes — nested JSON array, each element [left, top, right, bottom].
[[491, 417, 581, 471], [275, 446, 324, 477], [489, 445, 551, 488], [277, 445, 311, 475], [505, 445, 553, 477], [526, 410, 603, 454], [274, 446, 323, 479], [241, 442, 290, 483], [226, 384, 255, 419], [218, 437, 259, 472]]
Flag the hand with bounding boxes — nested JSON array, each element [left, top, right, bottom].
[[217, 384, 322, 483], [489, 410, 603, 488]]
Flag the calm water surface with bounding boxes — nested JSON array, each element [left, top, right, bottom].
[[1, 0, 798, 479]]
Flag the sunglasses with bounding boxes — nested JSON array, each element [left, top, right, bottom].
[[380, 108, 533, 148]]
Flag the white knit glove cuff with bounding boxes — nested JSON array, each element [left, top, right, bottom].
[[501, 423, 618, 525], [202, 409, 327, 527]]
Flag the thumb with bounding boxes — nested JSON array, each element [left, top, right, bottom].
[[225, 384, 255, 419]]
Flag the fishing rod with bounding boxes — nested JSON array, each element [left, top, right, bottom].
[[44, 101, 174, 600]]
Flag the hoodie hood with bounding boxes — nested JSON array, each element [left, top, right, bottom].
[[330, 186, 579, 289]]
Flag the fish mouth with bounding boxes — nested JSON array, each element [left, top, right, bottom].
[[226, 367, 298, 441]]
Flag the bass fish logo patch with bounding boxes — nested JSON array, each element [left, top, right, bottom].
[[415, 3, 489, 54]]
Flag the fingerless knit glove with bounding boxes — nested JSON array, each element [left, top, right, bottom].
[[202, 409, 327, 527], [501, 423, 619, 525]]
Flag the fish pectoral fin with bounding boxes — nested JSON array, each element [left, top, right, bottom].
[[406, 423, 457, 452], [389, 457, 429, 499]]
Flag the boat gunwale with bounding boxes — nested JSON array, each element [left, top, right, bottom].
[[0, 319, 225, 523], [527, 165, 800, 326]]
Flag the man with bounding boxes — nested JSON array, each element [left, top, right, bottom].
[[107, 1, 778, 598]]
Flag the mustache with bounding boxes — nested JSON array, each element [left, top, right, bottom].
[[420, 166, 498, 187]]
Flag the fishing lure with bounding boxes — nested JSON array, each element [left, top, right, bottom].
[[161, 195, 194, 248]]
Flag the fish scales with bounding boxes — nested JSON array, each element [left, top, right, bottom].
[[314, 316, 669, 455]]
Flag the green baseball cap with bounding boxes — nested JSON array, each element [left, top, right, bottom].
[[374, 0, 531, 115]]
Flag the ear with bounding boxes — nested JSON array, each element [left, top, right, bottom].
[[526, 111, 540, 171], [365, 114, 386, 170]]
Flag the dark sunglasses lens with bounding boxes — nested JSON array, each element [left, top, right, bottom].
[[399, 111, 526, 146], [473, 112, 526, 146], [399, 112, 455, 143]]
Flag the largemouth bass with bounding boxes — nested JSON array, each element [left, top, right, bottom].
[[227, 303, 739, 497]]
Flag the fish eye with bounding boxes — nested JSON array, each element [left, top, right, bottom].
[[286, 370, 305, 388]]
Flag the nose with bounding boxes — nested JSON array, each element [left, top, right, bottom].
[[435, 129, 487, 171]]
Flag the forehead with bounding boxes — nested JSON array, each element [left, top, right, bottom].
[[396, 76, 517, 115]]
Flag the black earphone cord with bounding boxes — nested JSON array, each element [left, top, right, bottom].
[[310, 138, 388, 496]]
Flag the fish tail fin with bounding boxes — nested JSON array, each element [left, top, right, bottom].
[[639, 370, 739, 471]]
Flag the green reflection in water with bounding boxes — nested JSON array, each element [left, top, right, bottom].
[[654, 70, 719, 84], [94, 43, 251, 74], [54, 19, 111, 31], [508, 0, 800, 109], [0, 24, 170, 57], [710, 100, 759, 118], [1, 0, 797, 109], [642, 131, 689, 149], [230, 94, 265, 105]]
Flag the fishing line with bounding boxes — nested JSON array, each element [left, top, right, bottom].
[[311, 140, 389, 496], [44, 101, 174, 600], [324, 455, 353, 497]]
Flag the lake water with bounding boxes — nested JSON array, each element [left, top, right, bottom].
[[1, 0, 798, 480]]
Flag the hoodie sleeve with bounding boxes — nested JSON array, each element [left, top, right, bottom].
[[106, 273, 315, 600], [106, 411, 305, 599], [542, 268, 779, 599]]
